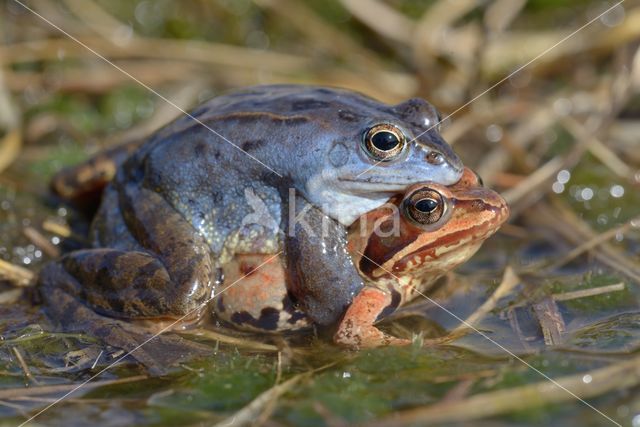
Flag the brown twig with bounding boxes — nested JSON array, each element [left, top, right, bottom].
[[41, 220, 71, 238], [532, 297, 566, 346], [23, 227, 60, 258], [11, 347, 39, 386]]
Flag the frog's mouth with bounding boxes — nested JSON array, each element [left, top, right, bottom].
[[336, 178, 418, 196]]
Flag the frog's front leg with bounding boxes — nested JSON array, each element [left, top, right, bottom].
[[333, 287, 410, 348], [284, 195, 364, 326]]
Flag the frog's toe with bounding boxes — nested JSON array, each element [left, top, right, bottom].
[[334, 319, 411, 348], [101, 322, 213, 376]]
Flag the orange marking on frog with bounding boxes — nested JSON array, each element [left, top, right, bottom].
[[221, 255, 285, 315]]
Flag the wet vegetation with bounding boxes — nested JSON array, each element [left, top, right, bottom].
[[1, 0, 640, 425]]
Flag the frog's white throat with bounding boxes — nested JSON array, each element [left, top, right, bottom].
[[305, 175, 391, 226]]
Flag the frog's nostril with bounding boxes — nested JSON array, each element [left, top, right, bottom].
[[425, 151, 444, 165]]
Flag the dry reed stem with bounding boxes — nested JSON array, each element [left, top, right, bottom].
[[364, 351, 640, 426]]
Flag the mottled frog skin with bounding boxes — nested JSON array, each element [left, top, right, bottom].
[[217, 168, 509, 347], [40, 85, 464, 365]]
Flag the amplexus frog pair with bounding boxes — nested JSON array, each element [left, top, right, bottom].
[[39, 85, 508, 366]]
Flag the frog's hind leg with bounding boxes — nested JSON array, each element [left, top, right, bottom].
[[37, 262, 212, 375], [50, 183, 217, 319], [92, 183, 217, 319], [56, 248, 211, 319], [37, 185, 218, 372]]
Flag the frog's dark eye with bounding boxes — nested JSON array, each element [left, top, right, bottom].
[[363, 124, 406, 161], [403, 188, 446, 227], [426, 151, 444, 165]]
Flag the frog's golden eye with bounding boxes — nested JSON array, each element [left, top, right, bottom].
[[363, 124, 406, 161], [403, 188, 446, 227]]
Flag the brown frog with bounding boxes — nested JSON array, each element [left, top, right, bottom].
[[217, 168, 509, 347]]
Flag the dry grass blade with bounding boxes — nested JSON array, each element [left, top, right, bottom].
[[481, 29, 574, 78], [633, 44, 640, 88], [1, 37, 310, 73], [0, 65, 21, 174], [546, 199, 640, 283], [252, 352, 283, 426], [412, 0, 480, 87], [62, 0, 131, 41], [501, 156, 564, 206], [482, 0, 627, 80], [363, 353, 640, 426], [212, 362, 336, 427], [477, 104, 557, 186], [212, 377, 302, 427], [339, 0, 414, 44], [0, 289, 23, 304], [413, 0, 478, 56], [0, 129, 22, 174], [0, 375, 147, 400], [553, 283, 625, 302], [0, 259, 34, 287], [596, 6, 640, 50], [6, 62, 200, 94], [561, 116, 634, 181], [41, 220, 71, 238], [23, 227, 60, 258], [180, 328, 280, 353], [253, 0, 387, 70], [446, 267, 520, 340], [542, 216, 639, 272], [484, 0, 526, 34]]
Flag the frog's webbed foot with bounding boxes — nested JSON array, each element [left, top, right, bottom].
[[334, 287, 410, 348], [38, 262, 211, 376]]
